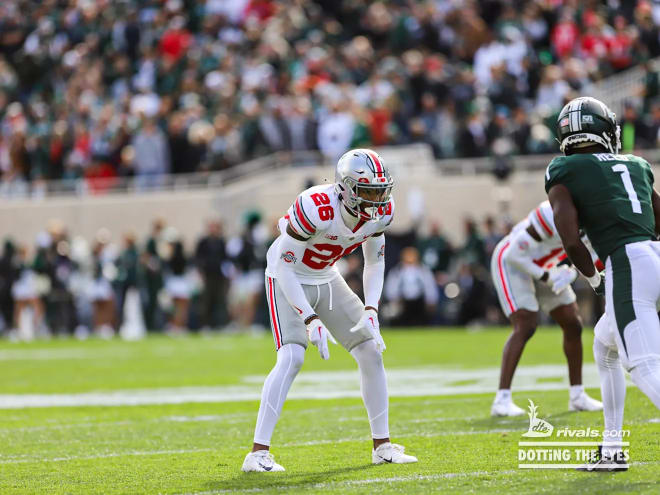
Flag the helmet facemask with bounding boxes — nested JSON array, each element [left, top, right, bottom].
[[339, 177, 393, 221]]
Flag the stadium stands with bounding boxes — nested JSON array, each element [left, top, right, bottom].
[[1, 0, 660, 195]]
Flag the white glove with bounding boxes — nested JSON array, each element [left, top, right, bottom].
[[548, 265, 578, 295], [306, 318, 336, 360], [349, 308, 386, 353]]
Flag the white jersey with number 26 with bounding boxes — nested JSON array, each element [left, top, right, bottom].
[[265, 184, 394, 285]]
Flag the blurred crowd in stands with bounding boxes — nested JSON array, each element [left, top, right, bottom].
[[2, 0, 660, 194], [0, 212, 515, 339]]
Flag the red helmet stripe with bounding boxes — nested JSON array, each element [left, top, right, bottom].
[[365, 150, 383, 176]]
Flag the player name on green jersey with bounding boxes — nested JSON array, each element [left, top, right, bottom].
[[545, 153, 656, 261]]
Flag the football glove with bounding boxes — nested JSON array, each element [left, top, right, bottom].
[[349, 308, 386, 353], [589, 272, 606, 296], [548, 265, 578, 295], [306, 318, 336, 360]]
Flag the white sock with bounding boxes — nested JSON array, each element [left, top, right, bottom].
[[569, 384, 584, 401], [594, 339, 626, 457], [351, 339, 389, 440], [253, 343, 305, 446], [495, 389, 511, 402], [630, 358, 660, 409]]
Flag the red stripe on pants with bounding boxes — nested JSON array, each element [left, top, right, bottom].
[[267, 277, 282, 349], [497, 242, 516, 314]]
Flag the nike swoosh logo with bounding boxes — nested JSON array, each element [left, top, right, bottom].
[[356, 170, 365, 174], [382, 457, 392, 463], [258, 462, 273, 471]]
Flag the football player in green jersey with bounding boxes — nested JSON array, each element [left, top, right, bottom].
[[545, 96, 660, 472]]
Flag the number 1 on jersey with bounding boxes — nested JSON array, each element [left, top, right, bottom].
[[612, 164, 642, 214]]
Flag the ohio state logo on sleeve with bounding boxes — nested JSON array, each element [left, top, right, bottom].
[[281, 251, 297, 263]]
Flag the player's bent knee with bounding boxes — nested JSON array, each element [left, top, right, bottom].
[[562, 322, 582, 340], [630, 358, 660, 408], [630, 358, 660, 384], [350, 339, 383, 367], [512, 323, 536, 341], [278, 343, 305, 374], [593, 338, 619, 370], [510, 310, 537, 340]]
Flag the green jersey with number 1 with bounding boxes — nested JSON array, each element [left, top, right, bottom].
[[544, 153, 656, 261]]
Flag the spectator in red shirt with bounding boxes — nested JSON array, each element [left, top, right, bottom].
[[159, 17, 191, 62], [551, 10, 578, 60], [607, 15, 636, 71]]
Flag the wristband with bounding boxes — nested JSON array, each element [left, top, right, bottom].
[[586, 272, 601, 289], [304, 314, 319, 325]]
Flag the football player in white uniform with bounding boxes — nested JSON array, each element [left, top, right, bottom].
[[242, 149, 417, 472], [490, 201, 603, 416]]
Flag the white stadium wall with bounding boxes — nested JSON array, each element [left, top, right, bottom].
[[2, 163, 660, 246]]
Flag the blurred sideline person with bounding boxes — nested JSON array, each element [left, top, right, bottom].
[[165, 237, 190, 334], [10, 245, 44, 340], [384, 246, 438, 326], [546, 96, 660, 471], [195, 220, 229, 330], [490, 200, 602, 416], [89, 234, 115, 339], [226, 213, 267, 332], [243, 149, 417, 472]]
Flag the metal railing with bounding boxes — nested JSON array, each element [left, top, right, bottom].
[[0, 145, 434, 199], [0, 150, 325, 199], [3, 143, 660, 201], [590, 58, 660, 117]]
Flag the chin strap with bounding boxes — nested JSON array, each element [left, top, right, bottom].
[[560, 126, 621, 154], [560, 132, 613, 153]]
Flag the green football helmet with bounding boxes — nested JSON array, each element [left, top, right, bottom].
[[556, 96, 621, 154]]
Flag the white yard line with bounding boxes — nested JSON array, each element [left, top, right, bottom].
[[176, 470, 520, 495], [280, 429, 518, 448], [0, 349, 115, 361], [0, 341, 234, 361], [0, 364, 606, 409], [0, 448, 214, 464]]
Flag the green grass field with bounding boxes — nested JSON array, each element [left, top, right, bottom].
[[1, 327, 658, 494]]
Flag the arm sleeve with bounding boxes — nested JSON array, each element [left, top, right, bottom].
[[581, 235, 604, 271], [502, 228, 546, 280], [362, 235, 385, 309], [274, 232, 316, 322]]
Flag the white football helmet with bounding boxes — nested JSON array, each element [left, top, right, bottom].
[[335, 149, 394, 221]]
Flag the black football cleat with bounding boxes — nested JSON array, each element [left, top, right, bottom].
[[576, 446, 628, 472]]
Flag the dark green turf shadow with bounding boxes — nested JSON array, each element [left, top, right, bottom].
[[208, 463, 375, 492]]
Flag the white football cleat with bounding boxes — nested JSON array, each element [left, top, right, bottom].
[[569, 391, 603, 412], [372, 442, 418, 464], [242, 450, 285, 472], [491, 398, 526, 417]]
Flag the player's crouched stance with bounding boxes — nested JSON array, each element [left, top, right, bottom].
[[490, 200, 602, 416], [242, 149, 417, 472]]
